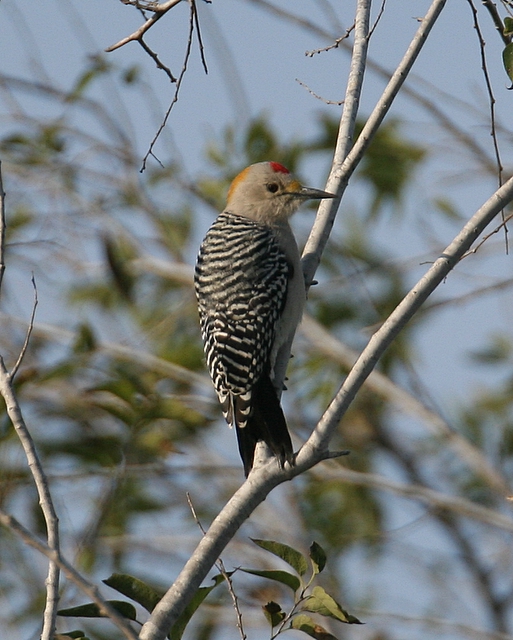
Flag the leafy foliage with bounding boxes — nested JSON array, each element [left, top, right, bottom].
[[1, 23, 512, 639], [241, 539, 360, 639], [57, 572, 227, 640]]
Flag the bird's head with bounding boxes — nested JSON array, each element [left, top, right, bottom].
[[225, 161, 335, 224]]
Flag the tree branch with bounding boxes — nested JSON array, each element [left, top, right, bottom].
[[140, 172, 513, 640], [0, 510, 139, 640], [273, 0, 370, 393], [0, 161, 5, 294], [302, 0, 448, 284], [317, 465, 513, 532], [0, 359, 62, 640], [301, 174, 513, 458], [105, 0, 184, 53], [0, 164, 61, 639], [10, 275, 38, 380], [482, 0, 512, 46]]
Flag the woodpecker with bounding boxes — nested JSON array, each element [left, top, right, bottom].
[[194, 161, 335, 475]]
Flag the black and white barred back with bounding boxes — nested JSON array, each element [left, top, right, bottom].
[[194, 211, 290, 431]]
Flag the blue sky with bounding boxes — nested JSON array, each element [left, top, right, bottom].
[[1, 1, 513, 638]]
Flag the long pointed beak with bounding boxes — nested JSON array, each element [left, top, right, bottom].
[[299, 186, 336, 200]]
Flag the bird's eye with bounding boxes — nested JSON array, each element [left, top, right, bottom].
[[266, 182, 279, 193]]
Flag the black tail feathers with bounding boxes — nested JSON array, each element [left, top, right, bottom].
[[235, 374, 293, 477]]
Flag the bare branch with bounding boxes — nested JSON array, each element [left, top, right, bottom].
[[318, 465, 513, 532], [463, 210, 513, 256], [0, 358, 61, 640], [305, 25, 354, 57], [105, 0, 184, 53], [273, 0, 370, 395], [482, 0, 512, 46], [0, 161, 5, 294], [301, 173, 513, 459], [138, 37, 177, 81], [302, 0, 448, 285], [140, 172, 513, 640], [466, 0, 509, 251], [186, 493, 247, 640], [10, 274, 38, 380], [0, 510, 139, 640], [466, 0, 504, 181], [141, 0, 205, 171], [0, 163, 61, 640], [295, 78, 344, 105]]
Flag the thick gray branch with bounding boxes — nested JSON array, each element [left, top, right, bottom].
[[274, 0, 371, 403], [0, 510, 138, 640], [139, 2, 457, 639], [300, 174, 513, 459], [139, 172, 513, 640], [302, 0, 448, 284]]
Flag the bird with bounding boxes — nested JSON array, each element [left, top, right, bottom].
[[194, 161, 335, 476]]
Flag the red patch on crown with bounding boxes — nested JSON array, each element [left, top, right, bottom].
[[269, 161, 290, 174]]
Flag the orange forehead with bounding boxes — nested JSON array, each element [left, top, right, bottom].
[[227, 166, 252, 203]]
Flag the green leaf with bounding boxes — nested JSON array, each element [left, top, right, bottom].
[[73, 323, 97, 354], [240, 568, 301, 592], [103, 573, 162, 613], [251, 538, 308, 576], [55, 632, 89, 640], [503, 43, 513, 83], [309, 542, 327, 575], [57, 600, 137, 621], [291, 613, 339, 639], [303, 587, 361, 624], [504, 17, 513, 37], [263, 601, 286, 627], [170, 574, 226, 640]]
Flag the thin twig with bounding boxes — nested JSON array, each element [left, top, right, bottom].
[[295, 78, 344, 104], [368, 0, 387, 39], [0, 161, 6, 294], [0, 510, 139, 640], [0, 163, 61, 640], [301, 0, 449, 285], [192, 0, 209, 74], [305, 25, 354, 56], [462, 210, 513, 256], [466, 0, 509, 253], [138, 37, 176, 81], [186, 493, 247, 640], [10, 274, 38, 380], [482, 0, 512, 45], [105, 0, 184, 52], [141, 0, 202, 171], [466, 0, 504, 179]]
